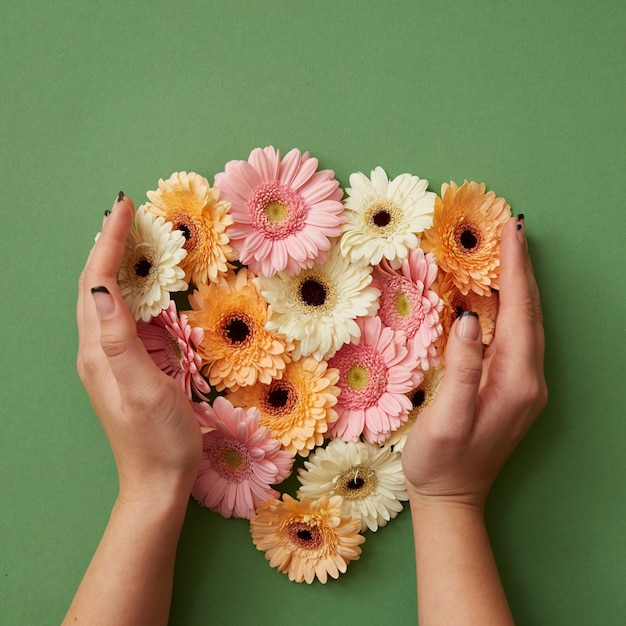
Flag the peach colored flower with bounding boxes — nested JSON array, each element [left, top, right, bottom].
[[250, 494, 365, 584], [421, 181, 510, 297]]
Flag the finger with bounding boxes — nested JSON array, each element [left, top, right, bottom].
[[426, 311, 484, 437], [493, 216, 542, 373], [78, 195, 135, 347]]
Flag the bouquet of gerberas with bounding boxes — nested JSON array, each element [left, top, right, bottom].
[[118, 146, 511, 584]]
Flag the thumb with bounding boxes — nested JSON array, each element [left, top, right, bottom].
[[429, 311, 484, 436]]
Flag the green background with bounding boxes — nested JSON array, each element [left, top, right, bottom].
[[1, 0, 624, 624]]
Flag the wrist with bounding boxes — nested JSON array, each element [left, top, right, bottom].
[[406, 484, 487, 517]]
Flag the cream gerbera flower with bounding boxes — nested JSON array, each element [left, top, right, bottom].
[[184, 268, 293, 391], [118, 206, 187, 322], [250, 494, 365, 584], [255, 241, 380, 361], [297, 438, 408, 532], [421, 181, 511, 296], [340, 166, 435, 266], [227, 356, 340, 457], [385, 367, 443, 452], [145, 171, 235, 285]]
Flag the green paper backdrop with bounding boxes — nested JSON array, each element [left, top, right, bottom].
[[1, 1, 624, 624]]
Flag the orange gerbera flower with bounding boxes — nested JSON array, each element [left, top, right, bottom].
[[434, 271, 499, 356], [421, 181, 510, 296], [227, 357, 340, 457], [145, 171, 235, 286], [185, 268, 293, 391], [250, 494, 365, 584]]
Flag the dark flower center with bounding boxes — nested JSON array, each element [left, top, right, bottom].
[[459, 228, 478, 250], [268, 386, 290, 408], [134, 257, 152, 277], [346, 477, 366, 490], [178, 224, 191, 240], [412, 389, 426, 408], [300, 278, 327, 307], [224, 317, 250, 344], [372, 210, 391, 227], [297, 529, 313, 542]]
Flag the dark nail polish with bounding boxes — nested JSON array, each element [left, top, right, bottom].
[[117, 191, 125, 202], [517, 223, 522, 231], [516, 213, 525, 221], [91, 285, 110, 295], [104, 209, 111, 217], [460, 310, 478, 319]]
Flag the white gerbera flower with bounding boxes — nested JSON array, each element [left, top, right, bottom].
[[255, 241, 380, 361], [340, 166, 436, 266], [118, 206, 188, 322], [297, 438, 408, 532]]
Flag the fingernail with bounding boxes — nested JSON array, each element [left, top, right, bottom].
[[102, 209, 111, 229], [516, 213, 524, 232], [91, 286, 115, 319], [117, 191, 125, 202], [457, 310, 480, 341]]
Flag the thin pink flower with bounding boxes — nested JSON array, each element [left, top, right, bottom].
[[214, 146, 345, 277], [137, 301, 211, 400], [191, 397, 294, 519], [372, 248, 443, 370], [327, 316, 423, 444]]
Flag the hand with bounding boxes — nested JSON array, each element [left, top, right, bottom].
[[76, 195, 202, 504], [402, 215, 547, 510]]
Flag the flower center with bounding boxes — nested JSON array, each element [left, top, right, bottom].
[[395, 291, 411, 316], [208, 439, 252, 482], [347, 365, 369, 389], [412, 388, 426, 408], [455, 222, 481, 252], [222, 314, 251, 345], [300, 277, 326, 306], [365, 200, 398, 234], [134, 256, 152, 277], [266, 202, 287, 222], [170, 211, 202, 253], [263, 380, 298, 417], [288, 521, 323, 550], [335, 466, 377, 499], [330, 344, 388, 409], [249, 182, 308, 239]]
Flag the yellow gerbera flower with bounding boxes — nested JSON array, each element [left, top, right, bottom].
[[227, 356, 340, 457], [185, 268, 293, 391], [145, 171, 235, 286], [421, 181, 510, 296]]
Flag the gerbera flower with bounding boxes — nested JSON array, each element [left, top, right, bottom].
[[214, 146, 345, 277], [297, 438, 408, 532], [372, 247, 443, 370], [137, 301, 211, 400], [255, 241, 380, 361], [191, 397, 293, 519], [385, 367, 443, 452], [145, 171, 235, 285], [118, 206, 187, 322], [340, 166, 435, 266], [227, 357, 340, 457], [184, 268, 293, 391], [421, 181, 510, 296], [327, 316, 422, 444], [250, 494, 365, 584], [434, 272, 498, 356]]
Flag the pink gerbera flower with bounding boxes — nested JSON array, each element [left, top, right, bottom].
[[137, 301, 211, 400], [214, 146, 345, 277], [327, 316, 422, 444], [191, 397, 294, 519], [372, 248, 443, 370]]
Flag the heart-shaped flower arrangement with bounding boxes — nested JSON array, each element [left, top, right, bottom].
[[118, 146, 511, 583]]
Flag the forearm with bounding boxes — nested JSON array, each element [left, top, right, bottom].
[[409, 495, 514, 626], [63, 488, 190, 626]]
